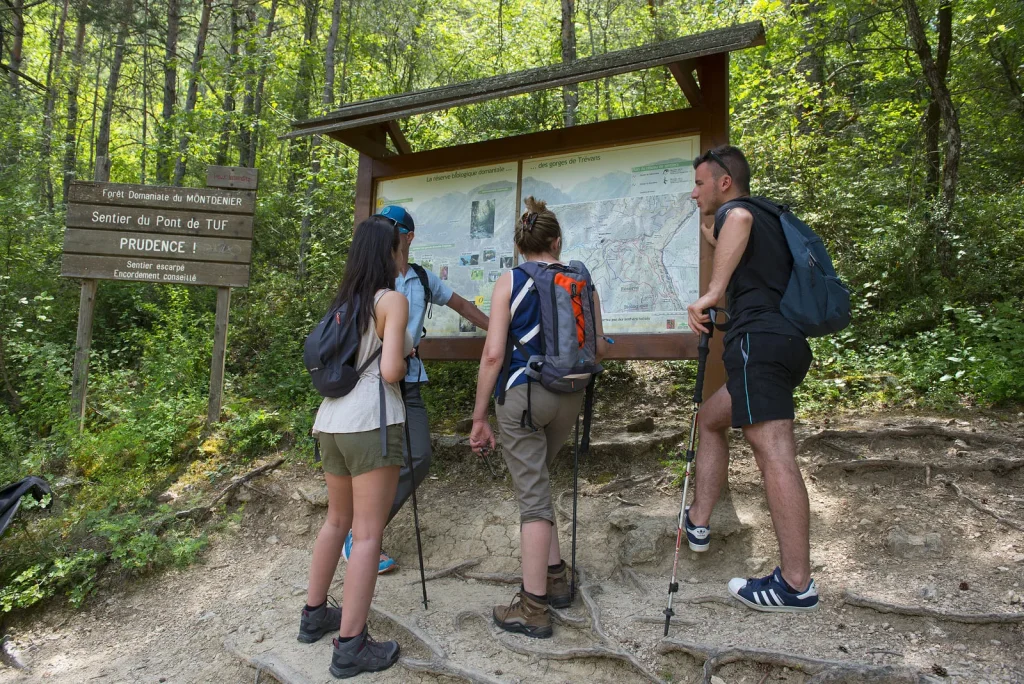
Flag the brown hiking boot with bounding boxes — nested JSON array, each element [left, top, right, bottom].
[[493, 589, 552, 638], [547, 562, 577, 609]]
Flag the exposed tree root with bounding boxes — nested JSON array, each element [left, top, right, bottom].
[[222, 638, 309, 684], [413, 558, 483, 584], [800, 426, 1023, 453], [461, 572, 522, 585], [684, 594, 742, 609], [550, 608, 590, 628], [599, 474, 654, 494], [841, 590, 1024, 624], [370, 606, 504, 684], [940, 479, 1024, 532], [632, 616, 698, 627], [658, 638, 931, 684], [457, 610, 663, 684], [175, 458, 286, 524], [619, 566, 648, 594], [815, 457, 1024, 479]]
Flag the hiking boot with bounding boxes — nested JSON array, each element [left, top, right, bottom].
[[329, 625, 400, 679], [727, 566, 819, 613], [342, 530, 397, 574], [298, 597, 342, 643], [685, 506, 710, 552], [547, 561, 577, 609], [493, 589, 552, 639]]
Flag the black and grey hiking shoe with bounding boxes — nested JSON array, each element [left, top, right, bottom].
[[329, 625, 400, 679], [298, 596, 342, 643]]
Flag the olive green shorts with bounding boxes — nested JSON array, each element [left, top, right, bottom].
[[318, 425, 405, 477]]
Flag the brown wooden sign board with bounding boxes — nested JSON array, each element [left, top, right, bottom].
[[67, 203, 254, 239], [69, 181, 256, 214], [63, 229, 252, 264], [207, 165, 259, 190], [62, 254, 251, 288]]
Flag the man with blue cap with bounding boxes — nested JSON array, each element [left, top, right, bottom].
[[342, 205, 489, 572]]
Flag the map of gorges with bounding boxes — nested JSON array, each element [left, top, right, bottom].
[[556, 193, 700, 322], [523, 135, 702, 334]]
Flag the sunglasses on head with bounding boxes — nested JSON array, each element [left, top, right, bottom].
[[695, 149, 732, 177], [378, 215, 412, 234]]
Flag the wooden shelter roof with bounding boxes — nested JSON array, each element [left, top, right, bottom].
[[285, 21, 766, 156]]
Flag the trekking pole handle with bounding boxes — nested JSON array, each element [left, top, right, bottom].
[[692, 310, 715, 404]]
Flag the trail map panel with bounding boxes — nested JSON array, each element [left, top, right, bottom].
[[376, 163, 518, 336], [521, 136, 701, 335]]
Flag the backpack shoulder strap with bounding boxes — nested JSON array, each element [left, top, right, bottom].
[[408, 262, 431, 307]]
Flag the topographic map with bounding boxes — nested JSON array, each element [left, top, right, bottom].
[[522, 136, 701, 334]]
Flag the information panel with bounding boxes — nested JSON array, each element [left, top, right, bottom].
[[521, 136, 700, 334], [376, 163, 518, 336], [61, 181, 255, 288], [374, 135, 701, 339]]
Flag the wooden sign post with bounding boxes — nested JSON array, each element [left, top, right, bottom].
[[62, 166, 258, 429]]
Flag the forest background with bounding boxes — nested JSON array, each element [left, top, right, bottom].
[[0, 0, 1021, 621]]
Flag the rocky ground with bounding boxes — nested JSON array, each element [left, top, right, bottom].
[[1, 410, 1023, 684]]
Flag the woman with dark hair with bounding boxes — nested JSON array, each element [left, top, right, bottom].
[[298, 216, 412, 678], [469, 197, 608, 639]]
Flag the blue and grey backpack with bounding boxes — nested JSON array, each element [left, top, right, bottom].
[[736, 197, 851, 338]]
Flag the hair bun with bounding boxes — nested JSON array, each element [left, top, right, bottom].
[[523, 196, 548, 214]]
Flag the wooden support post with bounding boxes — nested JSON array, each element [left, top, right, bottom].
[[69, 155, 111, 431], [207, 286, 231, 425], [696, 52, 730, 400], [353, 127, 387, 224], [70, 279, 98, 431]]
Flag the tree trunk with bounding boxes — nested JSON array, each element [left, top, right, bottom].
[[96, 0, 135, 166], [903, 0, 959, 279], [299, 0, 343, 281], [217, 0, 240, 166], [141, 0, 150, 183], [172, 0, 212, 185], [287, 0, 318, 194], [87, 36, 107, 175], [156, 0, 180, 184], [61, 17, 88, 203], [6, 0, 25, 96], [41, 0, 70, 210], [246, 0, 279, 168], [337, 0, 355, 104], [989, 39, 1024, 122], [237, 2, 258, 167], [924, 1, 951, 198], [561, 0, 577, 127]]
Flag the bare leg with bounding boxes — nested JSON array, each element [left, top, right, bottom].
[[521, 520, 552, 596], [743, 419, 811, 591], [686, 385, 732, 527], [547, 521, 562, 567], [339, 465, 400, 637], [306, 473, 353, 608]]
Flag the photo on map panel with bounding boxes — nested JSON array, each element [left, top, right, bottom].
[[470, 199, 496, 238], [483, 249, 496, 262], [459, 319, 477, 333], [470, 269, 484, 281], [487, 271, 501, 282], [440, 265, 449, 280], [500, 255, 514, 268]]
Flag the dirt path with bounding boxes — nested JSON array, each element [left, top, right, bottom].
[[2, 412, 1023, 683]]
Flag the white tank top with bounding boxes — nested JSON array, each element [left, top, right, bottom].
[[313, 290, 412, 434]]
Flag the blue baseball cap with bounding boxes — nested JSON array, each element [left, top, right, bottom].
[[375, 205, 415, 233]]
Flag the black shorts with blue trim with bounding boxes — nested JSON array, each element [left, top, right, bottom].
[[723, 332, 812, 428]]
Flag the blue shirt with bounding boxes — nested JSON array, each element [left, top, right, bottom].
[[396, 265, 453, 383], [496, 267, 543, 398]]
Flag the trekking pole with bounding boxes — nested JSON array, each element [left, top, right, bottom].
[[399, 381, 429, 609], [663, 312, 714, 636], [570, 377, 596, 603]]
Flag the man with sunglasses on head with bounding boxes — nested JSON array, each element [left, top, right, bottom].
[[685, 146, 818, 613], [341, 205, 490, 573]]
